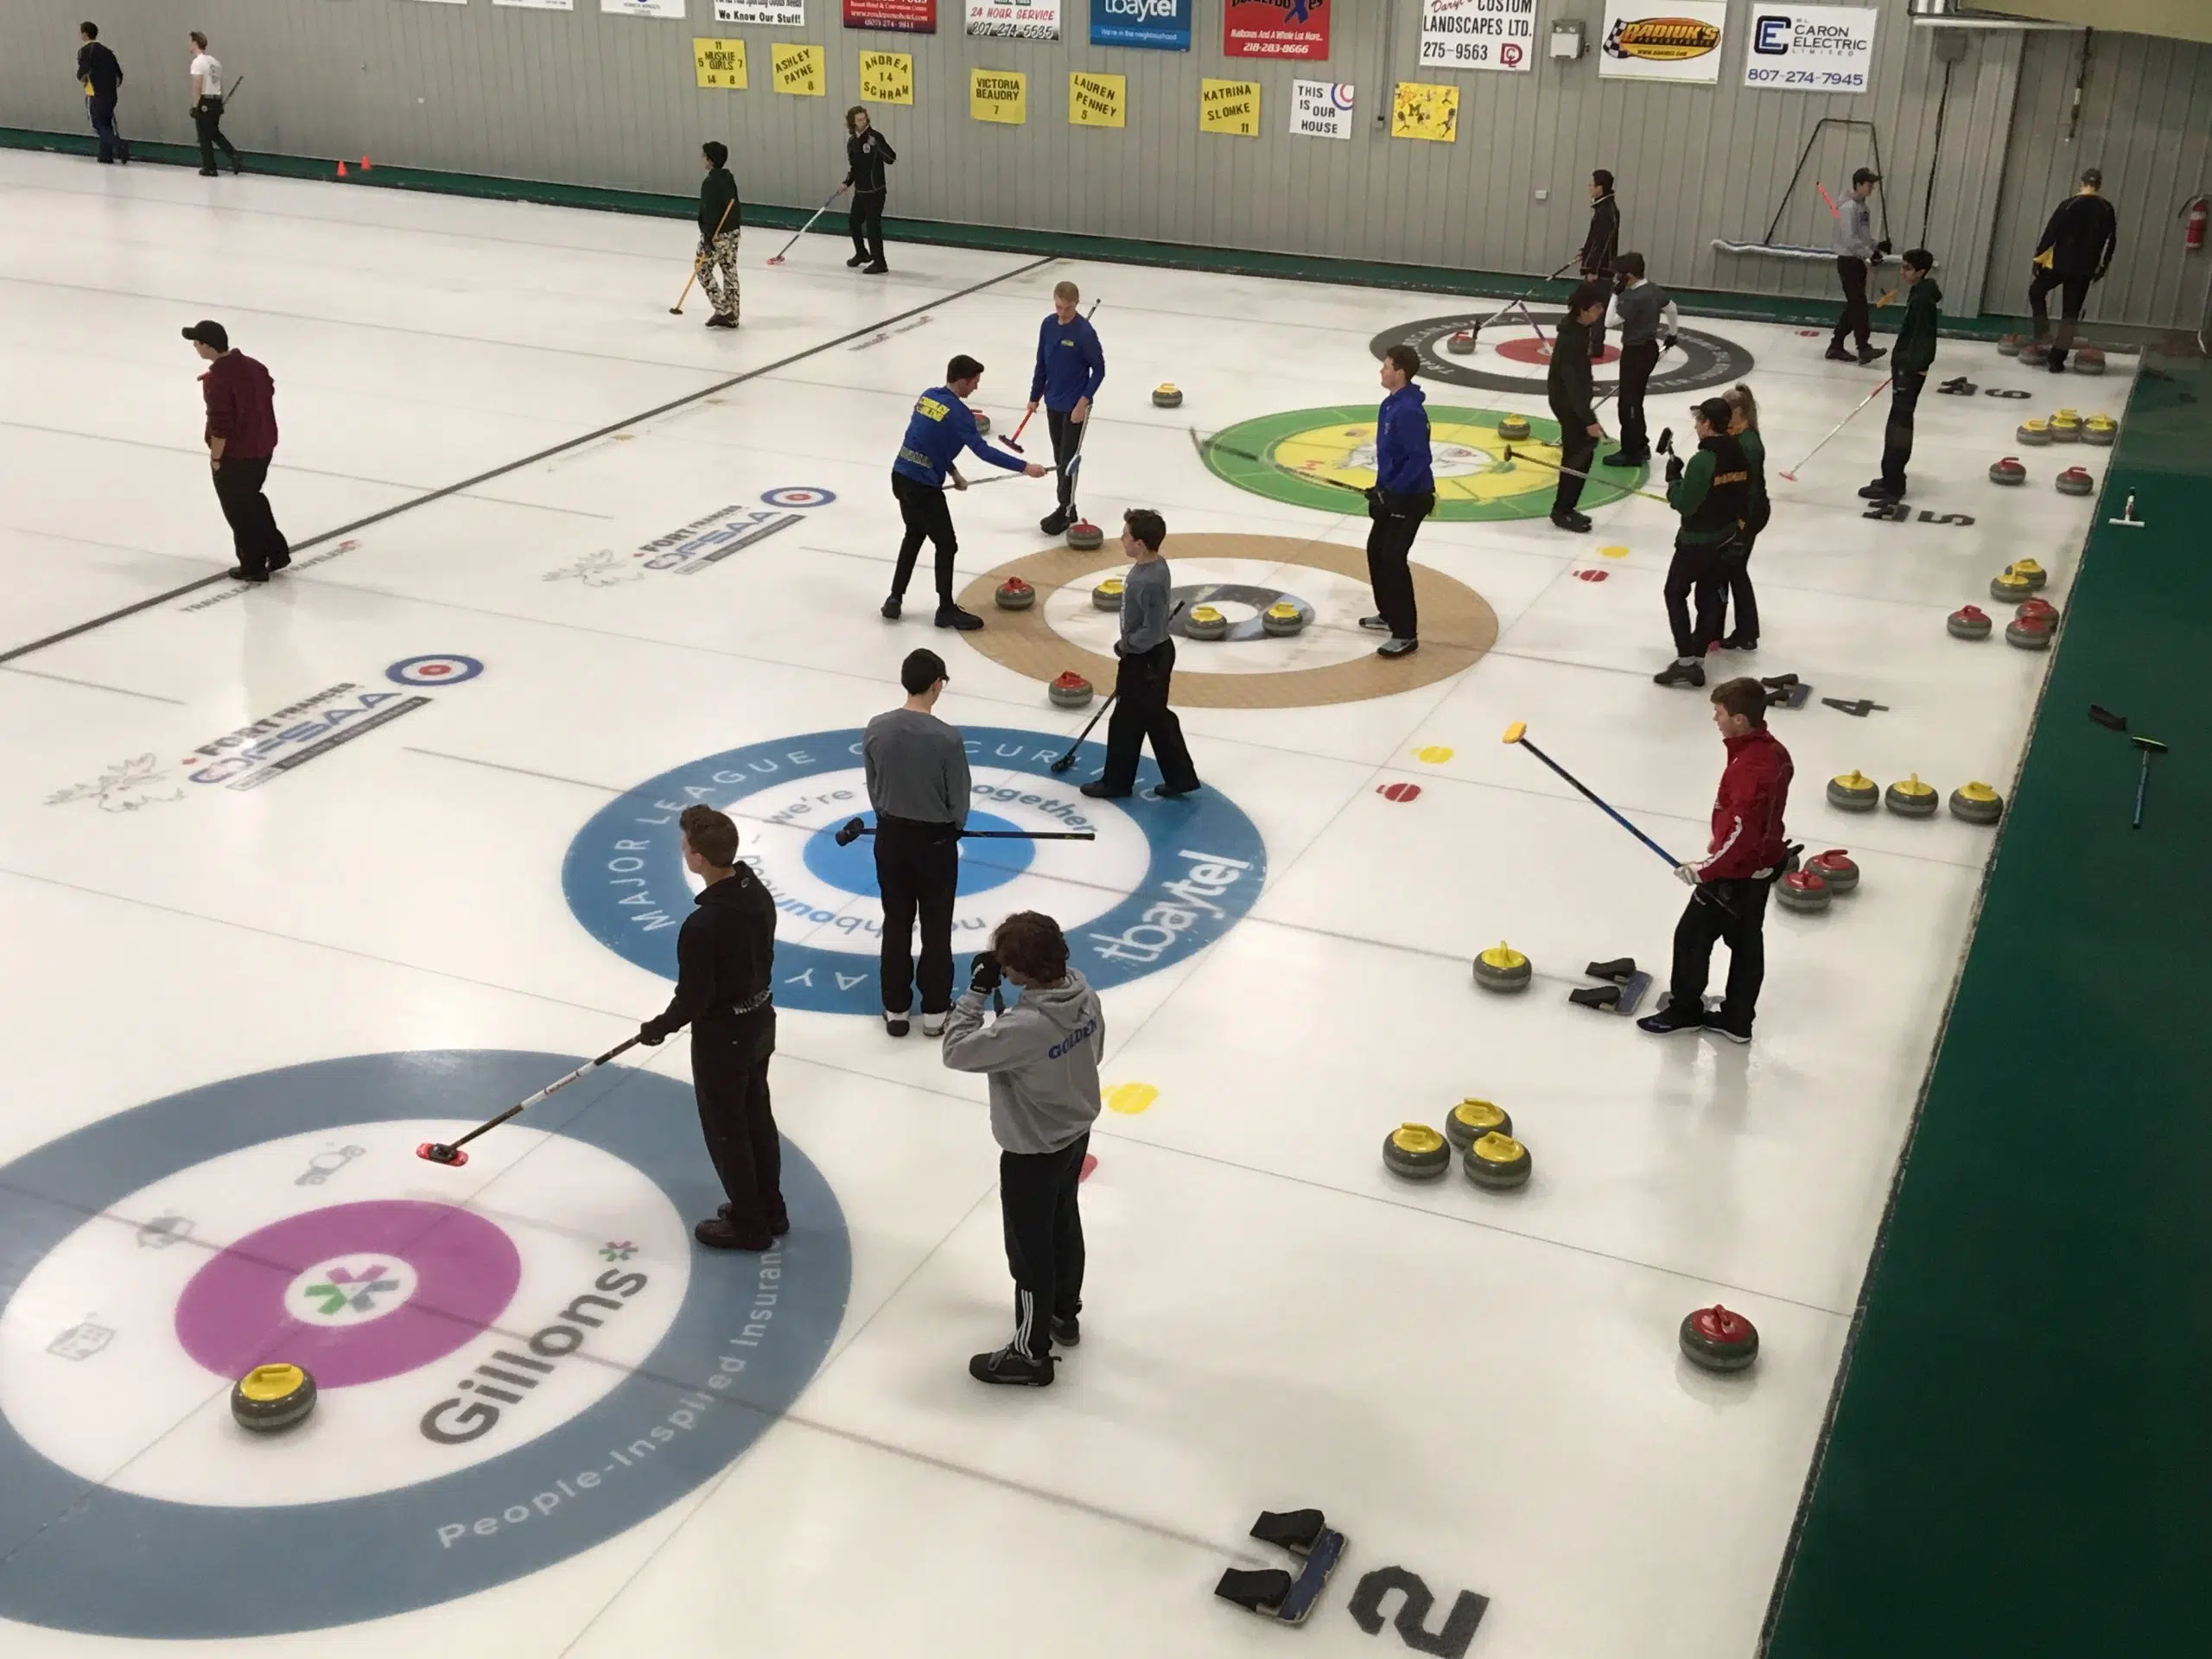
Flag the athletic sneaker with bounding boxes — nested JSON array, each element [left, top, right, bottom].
[[1652, 659, 1706, 689], [1154, 780, 1202, 799], [226, 568, 269, 583], [198, 167, 218, 177], [864, 261, 890, 275], [1040, 508, 1071, 536], [1377, 637, 1419, 659], [693, 1217, 773, 1251], [1706, 1014, 1753, 1046], [846, 253, 868, 268], [2048, 350, 2069, 374], [1858, 346, 1888, 368], [880, 594, 902, 620], [1051, 1314, 1081, 1348], [719, 1204, 791, 1236], [267, 550, 291, 574], [1602, 448, 1647, 467], [1719, 633, 1758, 652], [1824, 345, 1855, 362], [705, 314, 737, 329], [920, 1011, 947, 1037], [883, 1008, 910, 1038], [934, 604, 984, 632], [1637, 1003, 1707, 1036], [1079, 780, 1131, 799], [1857, 481, 1902, 501], [1551, 511, 1592, 533], [1357, 614, 1391, 632], [969, 1344, 1054, 1387]]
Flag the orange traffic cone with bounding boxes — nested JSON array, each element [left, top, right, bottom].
[[334, 159, 348, 179], [360, 156, 373, 172]]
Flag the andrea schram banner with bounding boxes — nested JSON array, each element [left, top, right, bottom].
[[1090, 0, 1192, 51]]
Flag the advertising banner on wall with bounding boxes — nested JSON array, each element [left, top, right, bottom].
[[718, 1, 806, 22], [494, 1, 575, 14], [1070, 70, 1127, 125], [1599, 2, 1727, 82], [1288, 78, 1353, 139], [602, 0, 686, 17], [969, 0, 1062, 40], [1224, 0, 1331, 60], [1419, 0, 1535, 74], [844, 0, 938, 32], [1743, 5, 1877, 94], [1090, 0, 1192, 52]]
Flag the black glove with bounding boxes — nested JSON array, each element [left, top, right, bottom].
[[1363, 485, 1382, 512], [969, 951, 1002, 996], [1662, 334, 1678, 353], [637, 1022, 666, 1047], [1656, 426, 1675, 456], [1877, 238, 1893, 256], [1665, 456, 1685, 485]]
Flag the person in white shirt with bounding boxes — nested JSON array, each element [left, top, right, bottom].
[[187, 31, 239, 176]]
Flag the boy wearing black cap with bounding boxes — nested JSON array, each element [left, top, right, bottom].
[[183, 321, 289, 582], [864, 648, 972, 1038], [887, 354, 1047, 630], [1653, 397, 1750, 689], [1547, 282, 1610, 533], [1827, 168, 1889, 367], [696, 141, 741, 329], [2030, 168, 2118, 373]]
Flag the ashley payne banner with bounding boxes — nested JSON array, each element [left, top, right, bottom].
[[1224, 0, 1330, 60]]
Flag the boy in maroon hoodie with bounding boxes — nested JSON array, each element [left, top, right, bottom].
[[1639, 677, 1793, 1045], [184, 320, 289, 582]]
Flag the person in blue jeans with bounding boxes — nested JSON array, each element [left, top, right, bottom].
[[1359, 343, 1435, 659], [76, 22, 130, 164]]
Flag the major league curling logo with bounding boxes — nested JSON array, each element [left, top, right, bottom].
[[563, 728, 1268, 1012], [0, 1052, 849, 1637]]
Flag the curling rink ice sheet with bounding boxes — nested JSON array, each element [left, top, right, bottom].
[[0, 149, 2126, 1656]]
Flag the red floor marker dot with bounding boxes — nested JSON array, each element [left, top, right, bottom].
[[1079, 1154, 1097, 1183], [1378, 781, 1421, 803], [1497, 337, 1622, 367], [1574, 569, 1609, 582]]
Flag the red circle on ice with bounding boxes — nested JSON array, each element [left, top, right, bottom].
[[1495, 337, 1621, 367], [1378, 782, 1422, 803]]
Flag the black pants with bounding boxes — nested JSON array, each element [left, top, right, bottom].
[[1878, 371, 1926, 493], [1001, 1133, 1088, 1360], [193, 97, 238, 170], [2028, 267, 2093, 346], [1663, 537, 1728, 659], [1045, 405, 1087, 515], [1580, 270, 1610, 357], [86, 94, 130, 163], [1101, 639, 1199, 796], [874, 814, 959, 1017], [213, 455, 289, 575], [889, 471, 957, 607], [849, 189, 887, 265], [692, 1010, 785, 1239], [1551, 408, 1596, 517], [1716, 531, 1760, 645], [1364, 490, 1431, 641], [1832, 257, 1871, 353], [1614, 340, 1659, 459], [1668, 878, 1770, 1031]]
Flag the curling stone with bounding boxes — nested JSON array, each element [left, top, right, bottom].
[[2073, 346, 2107, 375], [1446, 330, 1476, 355], [969, 409, 990, 435], [1463, 1131, 1532, 1192], [1776, 869, 1831, 913], [1997, 334, 2023, 357], [2005, 613, 2053, 651], [1989, 569, 2035, 604], [2007, 558, 2048, 591], [995, 576, 1035, 611], [1091, 577, 1123, 611], [1827, 770, 1879, 811], [1066, 520, 1104, 551], [1885, 773, 1939, 818], [2056, 465, 2094, 497], [1443, 1097, 1512, 1152], [1987, 456, 2026, 486], [1261, 601, 1306, 637], [1806, 848, 1859, 894], [2048, 411, 2082, 443], [2016, 418, 2051, 446], [1382, 1122, 1452, 1181], [1497, 414, 1532, 442], [1949, 781, 2005, 825], [1152, 383, 1183, 409], [1472, 942, 1531, 994], [1048, 671, 1093, 710], [1185, 604, 1229, 641], [2015, 597, 2059, 629], [1679, 1306, 1759, 1374], [2083, 413, 2118, 446], [232, 1362, 317, 1433], [1947, 605, 1993, 641], [2020, 340, 2050, 365]]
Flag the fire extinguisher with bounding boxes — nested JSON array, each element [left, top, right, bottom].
[[2186, 195, 2209, 252]]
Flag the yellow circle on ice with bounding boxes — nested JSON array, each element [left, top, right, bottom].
[[1600, 544, 1630, 559], [1414, 745, 1455, 764], [1105, 1082, 1158, 1116]]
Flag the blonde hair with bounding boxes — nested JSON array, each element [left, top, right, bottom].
[[1724, 383, 1759, 432], [1053, 280, 1079, 302]]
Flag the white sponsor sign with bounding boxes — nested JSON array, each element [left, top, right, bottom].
[[1419, 0, 1535, 74], [719, 1, 808, 20], [1743, 5, 1877, 94], [968, 0, 1061, 39], [1599, 2, 1728, 82], [493, 0, 575, 10], [603, 0, 686, 16], [1288, 79, 1354, 140]]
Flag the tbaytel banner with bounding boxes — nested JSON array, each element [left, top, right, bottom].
[[1090, 0, 1192, 51]]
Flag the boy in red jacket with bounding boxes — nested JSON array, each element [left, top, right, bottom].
[[184, 320, 290, 582], [1639, 677, 1793, 1044]]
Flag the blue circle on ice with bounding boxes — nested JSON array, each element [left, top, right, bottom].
[[798, 809, 1033, 897]]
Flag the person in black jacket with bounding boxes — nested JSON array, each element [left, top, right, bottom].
[[1578, 169, 1620, 356], [75, 22, 130, 165], [1653, 398, 1751, 689], [1547, 282, 1609, 533], [2029, 168, 2119, 373], [636, 804, 786, 1251], [696, 141, 741, 329], [840, 106, 896, 275]]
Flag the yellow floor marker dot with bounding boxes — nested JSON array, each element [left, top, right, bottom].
[[1105, 1082, 1158, 1116], [1599, 544, 1630, 559], [1414, 745, 1454, 765]]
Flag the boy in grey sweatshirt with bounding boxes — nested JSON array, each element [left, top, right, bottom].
[[942, 910, 1104, 1386]]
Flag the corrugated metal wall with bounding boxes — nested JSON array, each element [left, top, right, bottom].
[[9, 3, 2191, 324], [1983, 28, 2212, 328]]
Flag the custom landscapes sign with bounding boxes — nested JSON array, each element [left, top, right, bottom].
[[1743, 5, 1878, 94], [1599, 2, 1727, 81], [1420, 0, 1535, 74], [1090, 0, 1191, 50]]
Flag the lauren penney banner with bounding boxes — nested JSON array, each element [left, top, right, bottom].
[[1224, 0, 1330, 60], [845, 0, 938, 32], [1090, 0, 1192, 51]]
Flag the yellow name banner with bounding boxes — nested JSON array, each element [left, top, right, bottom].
[[1200, 78, 1261, 138], [861, 51, 912, 105], [693, 39, 747, 92], [971, 68, 1028, 125], [1069, 71, 1125, 129], [772, 43, 824, 97]]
